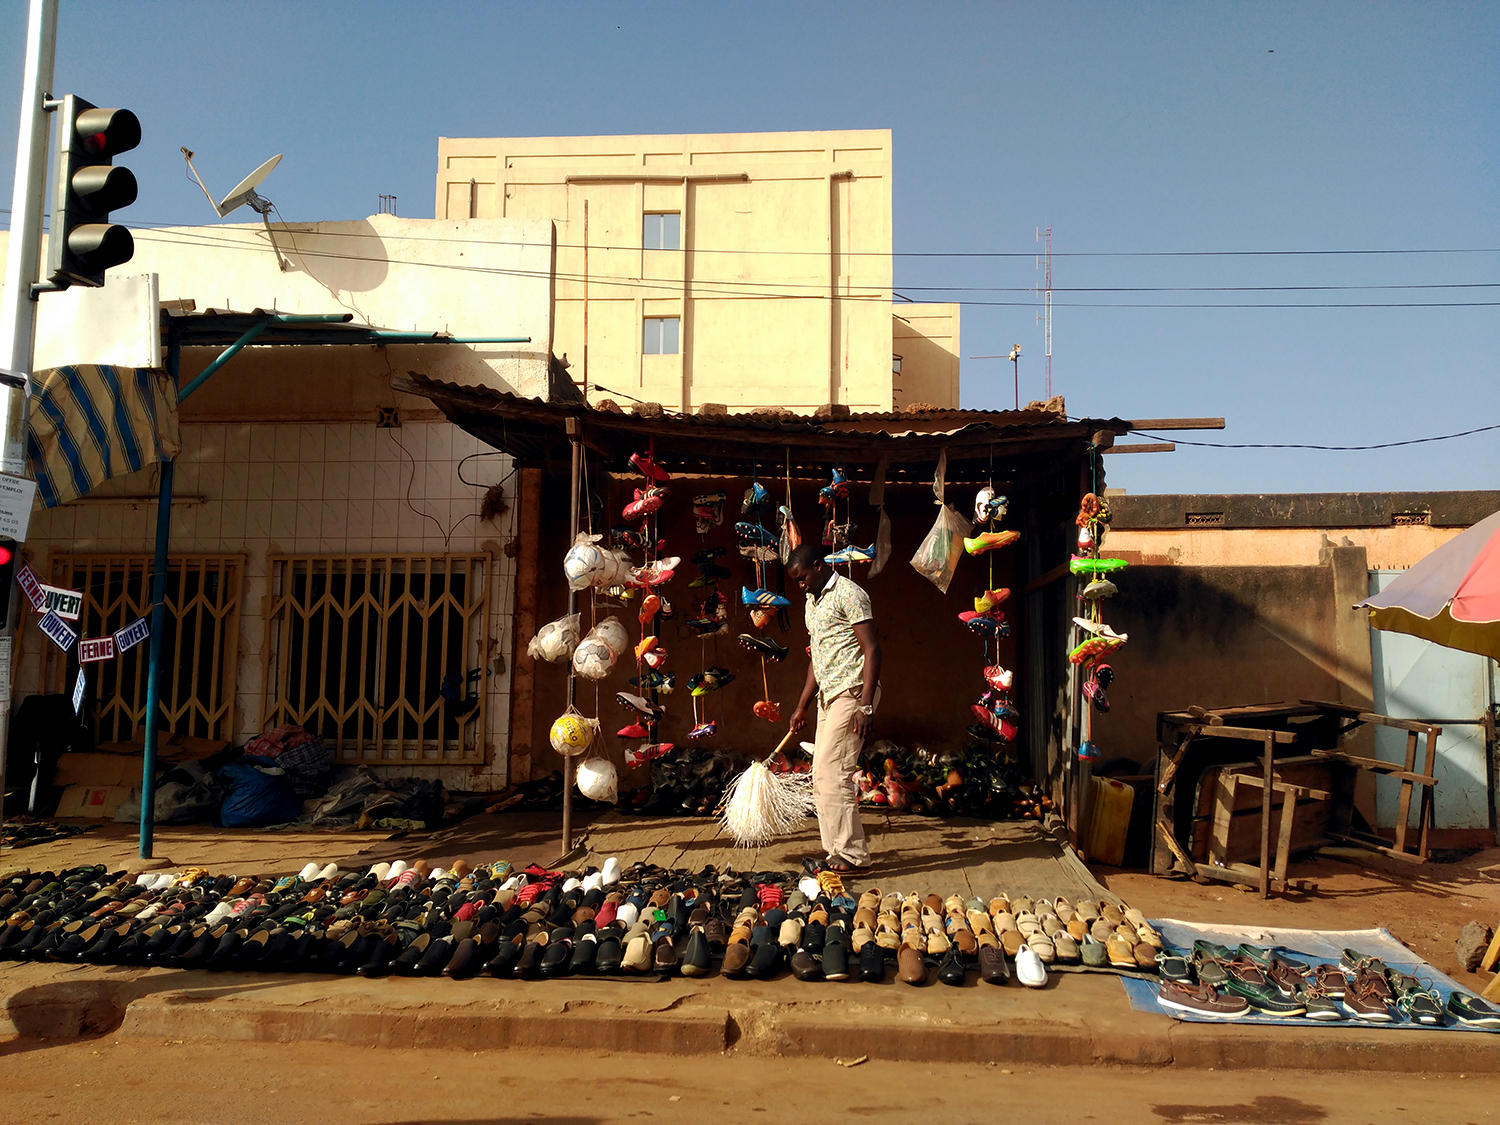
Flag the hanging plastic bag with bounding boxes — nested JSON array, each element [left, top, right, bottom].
[[910, 503, 968, 594], [572, 616, 629, 679], [527, 613, 582, 663], [591, 616, 629, 656], [869, 508, 893, 577], [550, 706, 601, 757], [576, 755, 619, 803], [563, 533, 634, 591]]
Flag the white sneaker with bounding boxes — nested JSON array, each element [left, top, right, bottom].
[[368, 862, 391, 881], [582, 872, 603, 893], [561, 876, 581, 893], [617, 903, 640, 928], [1016, 943, 1048, 988], [1072, 617, 1128, 642], [203, 902, 235, 926], [385, 860, 408, 883], [500, 873, 522, 891], [601, 857, 621, 886], [430, 868, 448, 883], [298, 862, 321, 882], [315, 863, 339, 882]]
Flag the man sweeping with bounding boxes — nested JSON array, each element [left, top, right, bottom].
[[786, 544, 881, 874]]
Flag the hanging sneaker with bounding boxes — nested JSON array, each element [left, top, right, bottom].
[[689, 563, 731, 587], [958, 610, 1010, 637], [688, 667, 735, 696], [629, 558, 679, 588], [1070, 635, 1126, 664], [629, 451, 671, 483], [1073, 617, 1128, 642], [617, 722, 649, 740], [643, 647, 669, 669], [629, 671, 675, 694], [622, 486, 669, 521], [1069, 556, 1129, 576], [741, 587, 790, 608], [734, 521, 777, 546], [634, 636, 658, 661], [1083, 677, 1110, 713], [973, 489, 1009, 525], [615, 692, 664, 720], [963, 530, 1021, 556], [824, 544, 875, 565], [974, 588, 1011, 613], [737, 634, 789, 661], [688, 721, 717, 740], [742, 482, 768, 513], [777, 505, 803, 550], [686, 616, 728, 636], [637, 593, 661, 625], [749, 607, 774, 629], [691, 545, 726, 565], [739, 544, 778, 563], [753, 699, 782, 722], [982, 665, 1013, 691], [1082, 578, 1118, 600], [970, 704, 1018, 742], [818, 468, 848, 505]]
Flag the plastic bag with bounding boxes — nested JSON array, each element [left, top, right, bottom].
[[910, 503, 968, 594], [217, 761, 301, 828], [563, 533, 634, 592], [528, 613, 582, 663], [591, 616, 630, 657], [576, 756, 619, 803]]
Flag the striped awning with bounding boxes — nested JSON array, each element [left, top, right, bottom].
[[25, 364, 181, 509]]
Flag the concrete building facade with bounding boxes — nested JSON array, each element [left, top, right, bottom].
[[434, 129, 960, 414]]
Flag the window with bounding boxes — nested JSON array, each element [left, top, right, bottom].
[[262, 554, 491, 764], [48, 554, 244, 742], [643, 316, 680, 356], [643, 212, 680, 251]]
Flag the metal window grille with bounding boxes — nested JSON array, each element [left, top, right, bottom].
[[1391, 512, 1431, 526], [1185, 512, 1225, 527], [262, 554, 491, 764], [47, 554, 244, 742]]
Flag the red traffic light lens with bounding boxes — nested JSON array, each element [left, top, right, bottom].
[[0, 546, 12, 565]]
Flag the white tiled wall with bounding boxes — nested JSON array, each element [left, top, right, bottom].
[[19, 421, 519, 792]]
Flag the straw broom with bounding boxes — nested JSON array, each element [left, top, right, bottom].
[[719, 729, 814, 848]]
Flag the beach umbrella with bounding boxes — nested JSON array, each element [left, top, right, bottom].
[[1355, 508, 1500, 661]]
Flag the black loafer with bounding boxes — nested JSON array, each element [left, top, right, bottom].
[[790, 949, 823, 982], [937, 945, 967, 987], [858, 941, 885, 983], [822, 940, 849, 981], [679, 929, 711, 977]]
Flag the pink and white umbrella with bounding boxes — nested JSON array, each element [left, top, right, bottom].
[[1356, 508, 1500, 660]]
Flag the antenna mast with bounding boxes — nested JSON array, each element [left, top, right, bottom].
[[1042, 225, 1053, 399]]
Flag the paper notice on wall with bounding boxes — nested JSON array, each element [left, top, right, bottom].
[[39, 610, 77, 652], [0, 635, 12, 704], [114, 616, 150, 653], [72, 667, 86, 714], [0, 474, 36, 540], [15, 564, 44, 611], [79, 636, 116, 663]]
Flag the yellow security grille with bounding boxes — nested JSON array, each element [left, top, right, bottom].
[[47, 554, 244, 742], [262, 554, 490, 764]]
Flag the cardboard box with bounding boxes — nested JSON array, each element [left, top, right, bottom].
[[53, 752, 146, 788], [54, 784, 133, 819]]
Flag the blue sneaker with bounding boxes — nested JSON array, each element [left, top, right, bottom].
[[734, 521, 777, 546], [824, 544, 874, 565], [741, 587, 790, 608], [819, 468, 848, 505], [742, 482, 768, 513]]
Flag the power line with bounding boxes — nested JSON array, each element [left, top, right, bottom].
[[1128, 422, 1500, 451]]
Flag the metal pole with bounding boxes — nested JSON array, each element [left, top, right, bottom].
[[562, 427, 582, 854], [0, 0, 57, 830], [138, 327, 179, 858]]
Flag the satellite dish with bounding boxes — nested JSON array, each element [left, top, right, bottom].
[[216, 154, 283, 217]]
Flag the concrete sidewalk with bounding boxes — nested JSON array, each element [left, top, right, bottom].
[[3, 958, 1497, 1073]]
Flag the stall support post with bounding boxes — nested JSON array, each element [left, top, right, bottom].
[[138, 327, 181, 858], [562, 419, 583, 855], [1259, 731, 1274, 899]]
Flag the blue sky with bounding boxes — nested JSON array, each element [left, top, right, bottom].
[[2, 1, 1496, 495]]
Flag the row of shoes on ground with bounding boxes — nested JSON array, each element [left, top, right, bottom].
[[1155, 941, 1500, 1028]]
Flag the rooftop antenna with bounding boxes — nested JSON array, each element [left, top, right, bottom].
[[181, 147, 289, 271], [1035, 225, 1052, 399]]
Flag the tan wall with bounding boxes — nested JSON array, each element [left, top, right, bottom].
[[893, 305, 960, 410], [2, 216, 556, 405], [435, 130, 924, 413], [1105, 525, 1466, 571]]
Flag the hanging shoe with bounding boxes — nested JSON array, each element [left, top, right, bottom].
[[628, 671, 675, 694], [752, 700, 781, 722], [643, 647, 670, 669], [688, 721, 717, 740], [622, 486, 669, 521], [970, 704, 1018, 742], [974, 588, 1011, 613], [638, 593, 661, 624], [734, 522, 777, 547], [749, 608, 774, 629], [686, 616, 729, 636], [691, 545, 726, 565], [629, 451, 671, 483], [958, 610, 1010, 637], [1070, 635, 1126, 664], [963, 530, 1021, 556], [824, 544, 875, 565], [1082, 578, 1118, 600], [616, 692, 664, 720], [818, 468, 848, 505], [629, 558, 679, 588], [982, 665, 1013, 691], [1083, 677, 1110, 714], [973, 489, 1009, 524], [688, 667, 735, 696], [1069, 556, 1129, 575], [739, 543, 778, 563], [741, 587, 790, 608], [1072, 617, 1128, 642], [778, 505, 803, 550], [634, 636, 658, 661], [742, 482, 768, 513], [737, 634, 788, 661]]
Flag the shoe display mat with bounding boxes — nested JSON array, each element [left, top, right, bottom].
[[1120, 919, 1498, 1033]]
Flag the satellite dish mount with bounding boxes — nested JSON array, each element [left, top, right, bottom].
[[181, 147, 289, 271]]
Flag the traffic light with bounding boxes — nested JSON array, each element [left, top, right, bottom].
[[46, 95, 140, 288], [0, 540, 16, 631]]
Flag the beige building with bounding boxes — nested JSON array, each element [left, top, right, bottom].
[[434, 129, 959, 414]]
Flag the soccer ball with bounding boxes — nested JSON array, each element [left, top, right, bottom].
[[550, 712, 595, 756]]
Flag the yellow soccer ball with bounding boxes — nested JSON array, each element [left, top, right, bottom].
[[550, 712, 594, 755]]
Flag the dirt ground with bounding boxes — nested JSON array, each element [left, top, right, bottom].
[[0, 1034, 1495, 1125], [1095, 845, 1500, 986]]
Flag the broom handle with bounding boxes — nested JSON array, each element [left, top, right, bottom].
[[761, 728, 797, 764]]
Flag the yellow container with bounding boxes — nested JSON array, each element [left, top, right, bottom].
[[1086, 776, 1134, 867]]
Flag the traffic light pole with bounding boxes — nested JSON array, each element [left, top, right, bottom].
[[0, 0, 57, 835]]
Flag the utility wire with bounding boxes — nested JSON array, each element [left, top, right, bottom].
[[1128, 422, 1500, 451]]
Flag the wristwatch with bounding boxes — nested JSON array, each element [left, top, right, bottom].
[[857, 704, 874, 717]]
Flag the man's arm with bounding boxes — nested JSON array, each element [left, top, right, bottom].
[[788, 658, 819, 734], [852, 620, 881, 737]]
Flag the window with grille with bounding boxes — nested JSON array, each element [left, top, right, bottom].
[[262, 554, 491, 764], [46, 554, 244, 742]]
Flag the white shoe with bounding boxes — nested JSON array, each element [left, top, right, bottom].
[[430, 868, 448, 883], [385, 860, 408, 883], [601, 857, 621, 886], [617, 903, 640, 928], [798, 875, 822, 901], [1072, 617, 1128, 642], [315, 863, 339, 881], [1016, 943, 1048, 988], [369, 862, 391, 881], [203, 902, 235, 926], [298, 862, 321, 882], [500, 873, 522, 891], [582, 872, 602, 893], [561, 876, 581, 893]]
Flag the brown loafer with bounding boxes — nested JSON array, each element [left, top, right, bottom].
[[897, 944, 928, 985]]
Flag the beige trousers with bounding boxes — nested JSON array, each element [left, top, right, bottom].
[[812, 685, 879, 867]]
